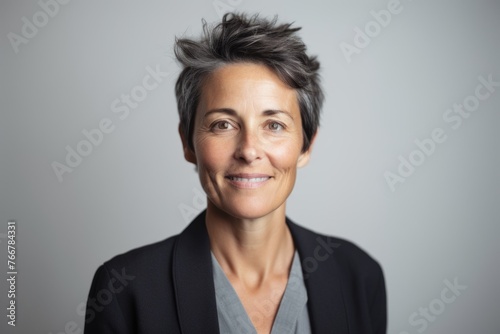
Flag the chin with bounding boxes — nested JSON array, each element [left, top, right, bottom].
[[215, 197, 284, 221]]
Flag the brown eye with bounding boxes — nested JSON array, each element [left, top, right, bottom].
[[211, 121, 234, 131], [217, 121, 229, 129]]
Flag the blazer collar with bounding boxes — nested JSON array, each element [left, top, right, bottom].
[[286, 217, 349, 333], [172, 210, 349, 334]]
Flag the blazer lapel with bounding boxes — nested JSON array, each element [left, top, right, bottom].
[[172, 211, 349, 333], [172, 210, 220, 334], [286, 218, 350, 334]]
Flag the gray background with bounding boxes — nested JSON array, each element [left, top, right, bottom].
[[1, 0, 499, 333]]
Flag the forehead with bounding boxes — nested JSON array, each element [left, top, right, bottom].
[[197, 62, 299, 112]]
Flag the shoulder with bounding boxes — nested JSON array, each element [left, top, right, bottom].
[[287, 218, 384, 283], [90, 211, 207, 286], [288, 219, 387, 332], [86, 235, 180, 302], [99, 234, 179, 274], [84, 234, 184, 332]]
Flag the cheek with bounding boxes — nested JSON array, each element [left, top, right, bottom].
[[267, 140, 302, 171], [195, 137, 231, 173]]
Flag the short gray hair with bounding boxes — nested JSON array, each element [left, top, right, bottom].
[[174, 12, 324, 152]]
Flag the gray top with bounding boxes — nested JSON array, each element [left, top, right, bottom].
[[211, 250, 312, 334]]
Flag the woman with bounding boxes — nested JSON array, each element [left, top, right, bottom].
[[84, 12, 386, 334]]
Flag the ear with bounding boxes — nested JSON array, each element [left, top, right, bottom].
[[297, 130, 318, 168], [178, 124, 197, 165]]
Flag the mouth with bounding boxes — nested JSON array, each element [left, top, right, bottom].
[[225, 174, 272, 188], [227, 176, 270, 182]]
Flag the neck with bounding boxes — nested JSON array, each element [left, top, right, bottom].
[[205, 200, 295, 285]]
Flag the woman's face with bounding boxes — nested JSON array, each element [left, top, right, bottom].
[[181, 62, 314, 220]]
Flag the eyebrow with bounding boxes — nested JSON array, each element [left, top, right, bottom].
[[204, 108, 294, 120]]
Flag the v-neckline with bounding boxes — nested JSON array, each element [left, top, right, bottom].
[[210, 250, 308, 334]]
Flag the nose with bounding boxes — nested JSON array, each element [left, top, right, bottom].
[[234, 128, 262, 163]]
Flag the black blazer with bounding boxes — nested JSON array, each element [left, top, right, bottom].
[[84, 210, 386, 333]]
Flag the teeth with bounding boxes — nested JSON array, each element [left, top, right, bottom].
[[229, 177, 269, 182]]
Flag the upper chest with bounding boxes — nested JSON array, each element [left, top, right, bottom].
[[228, 276, 288, 334]]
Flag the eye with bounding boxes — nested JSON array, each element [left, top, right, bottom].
[[211, 120, 234, 131], [267, 121, 284, 132]]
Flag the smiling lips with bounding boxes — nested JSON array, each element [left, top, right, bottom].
[[225, 174, 272, 188]]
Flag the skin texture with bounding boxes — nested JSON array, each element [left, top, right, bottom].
[[179, 62, 316, 334]]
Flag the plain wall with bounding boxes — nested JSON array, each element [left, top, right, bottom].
[[1, 0, 499, 333]]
